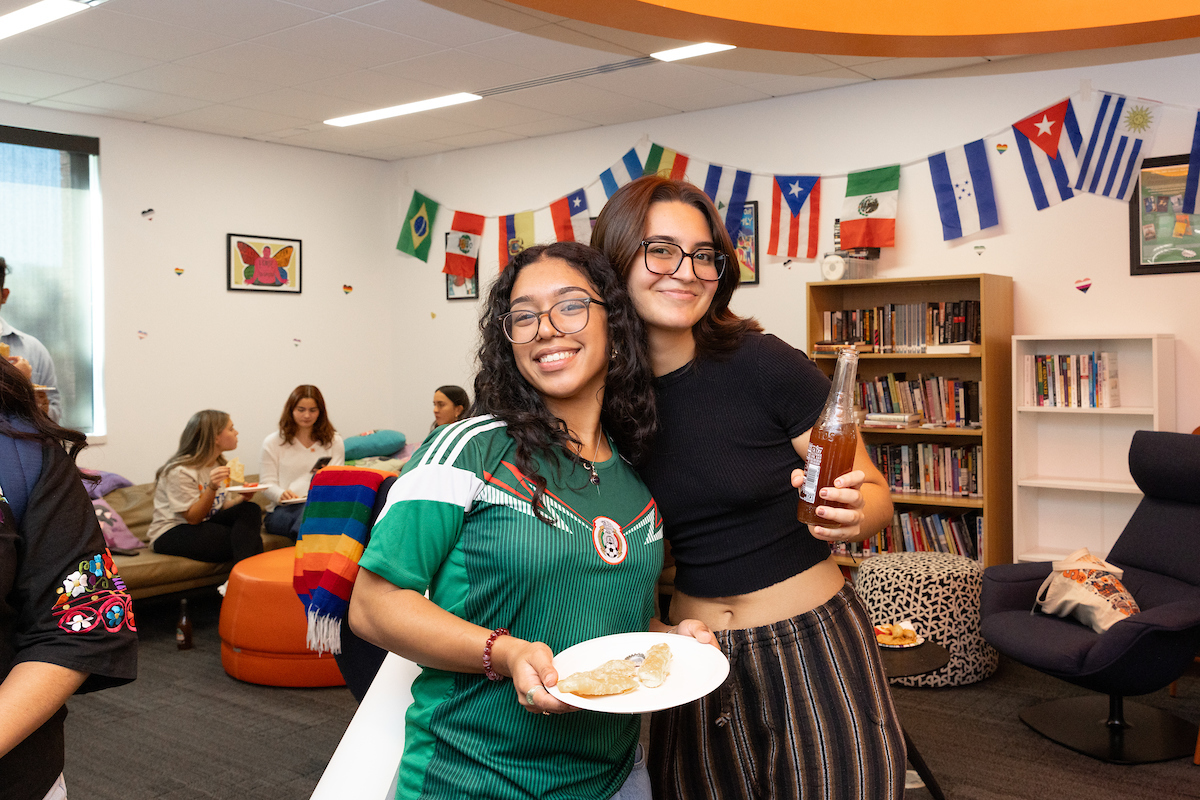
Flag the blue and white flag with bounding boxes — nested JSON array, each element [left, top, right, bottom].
[[1012, 98, 1083, 211], [600, 148, 644, 199], [702, 164, 751, 241], [1183, 111, 1200, 215], [1074, 93, 1162, 202], [928, 139, 998, 241]]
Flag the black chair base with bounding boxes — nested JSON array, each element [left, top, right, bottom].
[[1020, 695, 1198, 764]]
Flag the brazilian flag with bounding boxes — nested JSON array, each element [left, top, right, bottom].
[[397, 190, 440, 262]]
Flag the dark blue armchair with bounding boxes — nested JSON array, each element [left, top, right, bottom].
[[981, 430, 1200, 763]]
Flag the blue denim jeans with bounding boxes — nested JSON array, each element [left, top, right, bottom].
[[609, 744, 651, 800]]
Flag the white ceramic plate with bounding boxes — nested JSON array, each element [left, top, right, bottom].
[[226, 484, 260, 494], [545, 632, 728, 714], [878, 634, 926, 650], [279, 496, 307, 505]]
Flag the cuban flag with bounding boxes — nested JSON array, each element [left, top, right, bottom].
[[550, 188, 590, 244], [1183, 111, 1200, 215], [768, 175, 821, 259], [928, 139, 999, 241], [702, 164, 751, 241], [1074, 92, 1162, 201], [1012, 98, 1083, 211], [600, 148, 643, 199]]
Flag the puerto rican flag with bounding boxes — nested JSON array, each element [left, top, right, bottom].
[[600, 148, 643, 199], [768, 176, 821, 259], [1073, 92, 1162, 202], [1012, 98, 1083, 211], [443, 211, 485, 277], [550, 188, 590, 244], [702, 164, 751, 241]]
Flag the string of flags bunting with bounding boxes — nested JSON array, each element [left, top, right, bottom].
[[396, 88, 1200, 278]]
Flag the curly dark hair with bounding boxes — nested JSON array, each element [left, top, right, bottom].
[[0, 356, 89, 463], [473, 241, 656, 522]]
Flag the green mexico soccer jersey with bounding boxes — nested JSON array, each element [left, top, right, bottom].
[[358, 416, 664, 800]]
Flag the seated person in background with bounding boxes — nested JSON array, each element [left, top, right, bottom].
[[0, 257, 60, 422], [430, 384, 469, 430], [0, 358, 137, 799], [148, 410, 262, 565], [260, 385, 344, 540]]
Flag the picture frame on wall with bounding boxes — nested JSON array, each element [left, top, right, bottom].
[[735, 201, 760, 285], [1129, 154, 1200, 276], [445, 233, 478, 300], [227, 234, 302, 293]]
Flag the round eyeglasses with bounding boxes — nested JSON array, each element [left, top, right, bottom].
[[641, 240, 727, 282], [499, 297, 607, 344]]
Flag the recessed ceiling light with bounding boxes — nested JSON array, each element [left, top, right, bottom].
[[650, 42, 736, 62], [324, 93, 482, 127], [0, 0, 102, 43]]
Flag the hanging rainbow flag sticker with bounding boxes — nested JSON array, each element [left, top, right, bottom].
[[174, 268, 184, 276], [1075, 278, 1091, 293], [996, 143, 1008, 154]]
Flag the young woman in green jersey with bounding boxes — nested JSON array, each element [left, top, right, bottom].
[[351, 241, 714, 800]]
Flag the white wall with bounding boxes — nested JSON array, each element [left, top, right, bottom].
[[388, 50, 1200, 437], [0, 101, 402, 483]]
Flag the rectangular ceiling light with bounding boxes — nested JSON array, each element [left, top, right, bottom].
[[0, 0, 95, 42], [325, 92, 482, 127], [650, 42, 736, 62]]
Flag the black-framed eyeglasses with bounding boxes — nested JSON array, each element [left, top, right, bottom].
[[499, 297, 607, 344], [641, 240, 727, 282]]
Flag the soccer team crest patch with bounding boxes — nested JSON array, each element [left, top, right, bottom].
[[591, 516, 628, 565]]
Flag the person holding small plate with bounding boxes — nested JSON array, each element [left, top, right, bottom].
[[350, 242, 715, 800], [260, 385, 344, 540], [148, 410, 262, 565]]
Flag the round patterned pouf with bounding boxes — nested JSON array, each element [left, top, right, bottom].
[[855, 552, 998, 687]]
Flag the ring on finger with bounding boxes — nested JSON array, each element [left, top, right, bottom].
[[526, 685, 543, 705]]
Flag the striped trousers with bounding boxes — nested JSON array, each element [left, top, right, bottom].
[[650, 584, 905, 799]]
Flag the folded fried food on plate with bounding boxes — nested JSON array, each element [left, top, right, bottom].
[[557, 659, 639, 697], [874, 624, 918, 646], [228, 458, 245, 485], [637, 643, 672, 688]]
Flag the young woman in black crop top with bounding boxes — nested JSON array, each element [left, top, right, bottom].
[[593, 176, 905, 800]]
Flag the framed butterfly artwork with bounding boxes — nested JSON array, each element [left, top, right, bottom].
[[227, 234, 302, 293]]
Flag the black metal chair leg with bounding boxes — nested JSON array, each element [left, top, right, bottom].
[[903, 726, 946, 800]]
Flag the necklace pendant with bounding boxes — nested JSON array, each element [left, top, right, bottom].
[[589, 469, 600, 486]]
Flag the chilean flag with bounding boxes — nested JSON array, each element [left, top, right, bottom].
[[768, 176, 820, 259], [443, 211, 485, 277], [550, 188, 590, 244]]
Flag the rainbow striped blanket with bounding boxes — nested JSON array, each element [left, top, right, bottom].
[[293, 466, 395, 655]]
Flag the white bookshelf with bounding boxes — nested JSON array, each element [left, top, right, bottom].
[[1011, 334, 1175, 562]]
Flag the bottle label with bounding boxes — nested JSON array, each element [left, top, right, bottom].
[[800, 443, 823, 503], [176, 628, 185, 644]]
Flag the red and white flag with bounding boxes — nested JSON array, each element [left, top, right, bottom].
[[768, 176, 821, 259], [443, 211, 485, 277], [549, 188, 590, 243]]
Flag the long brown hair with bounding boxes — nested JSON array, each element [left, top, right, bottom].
[[591, 175, 761, 360], [156, 409, 229, 481], [0, 356, 89, 462], [279, 384, 336, 447]]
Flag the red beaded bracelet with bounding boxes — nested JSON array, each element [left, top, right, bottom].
[[482, 627, 509, 681]]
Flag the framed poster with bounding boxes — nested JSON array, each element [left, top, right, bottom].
[[445, 233, 478, 300], [1129, 154, 1200, 275], [735, 201, 759, 285], [228, 234, 301, 293]]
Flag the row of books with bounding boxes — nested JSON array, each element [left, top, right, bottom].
[[1021, 352, 1121, 408], [832, 510, 983, 561], [818, 300, 981, 353], [866, 442, 983, 498], [857, 373, 980, 427]]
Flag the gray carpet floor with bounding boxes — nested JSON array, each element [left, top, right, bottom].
[[62, 592, 1200, 799]]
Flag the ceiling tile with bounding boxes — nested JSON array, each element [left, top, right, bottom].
[[688, 49, 844, 77], [359, 140, 457, 160], [0, 0, 32, 13], [226, 88, 364, 121], [257, 125, 405, 152], [459, 30, 624, 73], [177, 42, 359, 86], [818, 53, 895, 68], [108, 63, 282, 104], [151, 104, 313, 136], [33, 8, 238, 61], [0, 65, 95, 99], [31, 99, 155, 123], [570, 98, 679, 126], [373, 49, 541, 92], [523, 22, 641, 58], [47, 83, 212, 118], [433, 129, 525, 149], [0, 91, 38, 104], [657, 83, 773, 114], [552, 19, 690, 54], [498, 116, 597, 138], [110, 0, 325, 39], [738, 72, 870, 97], [364, 112, 485, 141], [296, 70, 447, 107], [575, 61, 738, 101], [498, 80, 644, 116], [849, 56, 988, 79], [286, 0, 377, 11], [252, 16, 444, 68], [414, 0, 558, 30], [342, 0, 519, 45], [425, 97, 557, 128], [0, 35, 158, 81]]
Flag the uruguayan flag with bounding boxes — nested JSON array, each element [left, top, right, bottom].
[[1184, 111, 1200, 215], [600, 148, 644, 199], [1013, 99, 1083, 211], [1074, 93, 1162, 201], [702, 164, 751, 241], [928, 139, 998, 241]]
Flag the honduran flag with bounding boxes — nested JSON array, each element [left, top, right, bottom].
[[703, 164, 751, 241], [550, 189, 590, 244], [1074, 92, 1162, 201], [498, 211, 534, 271], [600, 148, 644, 199], [1012, 98, 1083, 211], [643, 143, 690, 180], [841, 165, 899, 248], [928, 139, 999, 241], [768, 176, 821, 259], [1183, 111, 1200, 215], [443, 211, 485, 278]]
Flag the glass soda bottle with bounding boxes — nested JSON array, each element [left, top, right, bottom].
[[797, 348, 860, 527], [176, 597, 194, 650]]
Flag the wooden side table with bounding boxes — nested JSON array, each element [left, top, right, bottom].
[[878, 640, 951, 800]]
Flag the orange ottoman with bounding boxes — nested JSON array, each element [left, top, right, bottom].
[[219, 547, 345, 687]]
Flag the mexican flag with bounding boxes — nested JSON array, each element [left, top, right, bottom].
[[397, 190, 439, 262], [841, 165, 899, 248]]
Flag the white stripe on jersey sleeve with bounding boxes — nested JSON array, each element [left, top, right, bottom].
[[421, 415, 504, 467], [377, 463, 485, 522]]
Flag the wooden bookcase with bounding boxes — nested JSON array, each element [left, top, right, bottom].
[[1011, 334, 1175, 562], [806, 273, 1014, 568]]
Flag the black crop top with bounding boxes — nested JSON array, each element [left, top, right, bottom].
[[637, 332, 833, 597]]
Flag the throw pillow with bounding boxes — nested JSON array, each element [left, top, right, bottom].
[[81, 468, 134, 500], [93, 498, 145, 550], [344, 429, 406, 460], [1036, 547, 1140, 633]]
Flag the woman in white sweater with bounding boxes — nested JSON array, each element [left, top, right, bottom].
[[260, 385, 344, 540]]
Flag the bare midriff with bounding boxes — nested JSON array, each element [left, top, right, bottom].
[[668, 555, 846, 631]]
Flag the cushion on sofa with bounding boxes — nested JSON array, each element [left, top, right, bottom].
[[344, 430, 405, 460], [93, 498, 144, 550]]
